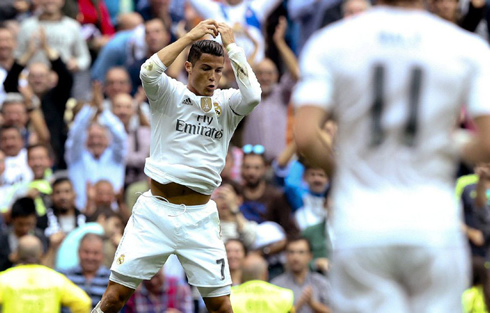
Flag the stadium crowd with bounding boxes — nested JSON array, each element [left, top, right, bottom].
[[0, 0, 489, 312]]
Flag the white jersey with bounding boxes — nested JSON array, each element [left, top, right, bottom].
[[293, 7, 490, 248], [140, 44, 261, 195]]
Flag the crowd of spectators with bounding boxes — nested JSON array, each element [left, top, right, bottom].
[[0, 0, 489, 312]]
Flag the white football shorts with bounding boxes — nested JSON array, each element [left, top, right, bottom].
[[110, 190, 232, 291], [330, 245, 470, 313]]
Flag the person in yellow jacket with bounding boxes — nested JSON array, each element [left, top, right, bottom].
[[231, 253, 295, 313], [0, 234, 91, 313]]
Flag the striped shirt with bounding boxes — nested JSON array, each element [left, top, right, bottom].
[[124, 276, 193, 313], [60, 265, 111, 311]]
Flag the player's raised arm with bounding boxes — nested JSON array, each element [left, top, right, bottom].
[[218, 23, 261, 115], [140, 20, 219, 102]]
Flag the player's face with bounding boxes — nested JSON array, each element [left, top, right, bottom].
[[28, 146, 51, 180], [286, 240, 312, 273], [225, 241, 246, 271], [79, 239, 104, 273], [241, 155, 266, 187], [186, 53, 224, 97], [52, 181, 76, 211], [304, 168, 328, 194]]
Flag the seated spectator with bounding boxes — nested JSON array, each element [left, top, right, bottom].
[[0, 125, 33, 185], [0, 235, 91, 313], [213, 181, 257, 249], [462, 256, 490, 313], [188, 0, 282, 64], [116, 12, 144, 31], [65, 82, 127, 209], [127, 19, 170, 93], [1, 92, 49, 147], [225, 239, 247, 286], [301, 191, 333, 275], [0, 197, 48, 271], [240, 146, 298, 237], [90, 27, 146, 84], [61, 233, 111, 311], [271, 238, 330, 313], [230, 253, 294, 313], [124, 268, 194, 313], [45, 177, 86, 237], [292, 166, 329, 231], [459, 163, 490, 258], [4, 28, 71, 167], [112, 92, 151, 187], [102, 67, 151, 128], [55, 207, 123, 271], [242, 17, 299, 161], [0, 25, 15, 105], [0, 148, 23, 214], [86, 179, 130, 220], [431, 0, 486, 32], [22, 144, 54, 229], [14, 0, 91, 100]]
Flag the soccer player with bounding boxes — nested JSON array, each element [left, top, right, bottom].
[[93, 20, 261, 313], [293, 1, 490, 312]]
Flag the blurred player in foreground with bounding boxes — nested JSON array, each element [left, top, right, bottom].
[[293, 0, 490, 311], [93, 20, 261, 313]]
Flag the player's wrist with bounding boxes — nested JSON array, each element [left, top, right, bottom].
[[225, 42, 238, 53]]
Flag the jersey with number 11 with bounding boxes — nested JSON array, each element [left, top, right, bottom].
[[293, 7, 490, 248]]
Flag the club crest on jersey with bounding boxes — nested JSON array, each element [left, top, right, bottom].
[[117, 254, 125, 265], [214, 102, 222, 117], [201, 97, 212, 113]]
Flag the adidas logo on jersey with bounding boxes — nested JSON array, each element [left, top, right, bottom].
[[182, 98, 192, 105]]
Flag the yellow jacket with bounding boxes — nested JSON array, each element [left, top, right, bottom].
[[231, 280, 295, 313], [0, 264, 91, 313], [463, 286, 489, 313]]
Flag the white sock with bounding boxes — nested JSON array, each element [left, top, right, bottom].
[[91, 302, 104, 313]]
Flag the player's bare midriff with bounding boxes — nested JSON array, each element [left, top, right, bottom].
[[150, 179, 211, 206]]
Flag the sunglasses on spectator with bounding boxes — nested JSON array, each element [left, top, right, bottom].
[[242, 144, 265, 155]]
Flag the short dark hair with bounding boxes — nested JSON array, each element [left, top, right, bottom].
[[221, 179, 243, 197], [225, 238, 248, 256], [80, 233, 104, 247], [11, 197, 36, 219], [52, 177, 72, 189], [187, 40, 224, 65], [87, 207, 123, 224], [27, 143, 52, 159], [286, 237, 312, 253], [0, 125, 22, 137]]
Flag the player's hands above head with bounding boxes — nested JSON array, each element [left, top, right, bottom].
[[217, 22, 235, 48], [187, 19, 219, 41]]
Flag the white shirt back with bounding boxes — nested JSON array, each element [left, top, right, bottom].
[[293, 7, 490, 248]]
